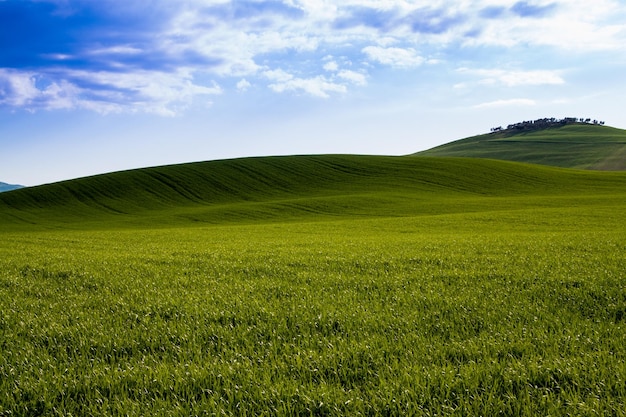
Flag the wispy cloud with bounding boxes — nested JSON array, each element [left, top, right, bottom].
[[511, 1, 558, 18], [473, 98, 536, 109], [1, 0, 625, 114], [467, 0, 626, 49], [362, 46, 424, 68], [264, 69, 347, 98], [333, 6, 400, 31], [0, 67, 221, 115], [337, 70, 367, 86], [267, 76, 347, 98], [323, 61, 340, 72], [236, 79, 252, 92], [458, 68, 565, 87], [201, 1, 305, 21], [332, 5, 465, 35]]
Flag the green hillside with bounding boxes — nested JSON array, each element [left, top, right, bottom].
[[2, 154, 626, 415], [1, 154, 625, 230], [414, 124, 626, 170]]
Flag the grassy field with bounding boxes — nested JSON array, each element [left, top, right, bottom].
[[2, 155, 625, 230], [414, 124, 626, 170], [1, 156, 625, 415]]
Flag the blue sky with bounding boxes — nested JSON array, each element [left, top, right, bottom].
[[1, 0, 625, 186]]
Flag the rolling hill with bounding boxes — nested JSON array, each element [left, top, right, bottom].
[[413, 123, 626, 170], [2, 128, 626, 416], [1, 154, 625, 230]]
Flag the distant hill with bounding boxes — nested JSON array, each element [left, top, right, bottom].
[[0, 182, 24, 193], [413, 123, 626, 170], [2, 155, 626, 230]]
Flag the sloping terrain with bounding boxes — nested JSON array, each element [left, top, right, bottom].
[[1, 154, 625, 230], [414, 124, 626, 170], [2, 148, 626, 416]]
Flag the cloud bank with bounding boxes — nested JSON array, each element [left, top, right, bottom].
[[1, 0, 625, 114]]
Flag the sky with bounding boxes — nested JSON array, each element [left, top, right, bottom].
[[1, 0, 626, 186]]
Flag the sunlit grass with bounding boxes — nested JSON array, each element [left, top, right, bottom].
[[1, 155, 625, 415], [1, 205, 625, 415], [2, 155, 626, 230], [415, 124, 626, 170]]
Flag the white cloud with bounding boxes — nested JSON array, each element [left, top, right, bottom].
[[466, 0, 626, 50], [337, 70, 367, 86], [0, 68, 222, 115], [262, 66, 362, 97], [473, 98, 536, 109], [263, 69, 294, 83], [324, 61, 339, 72], [0, 69, 99, 112], [74, 69, 223, 116], [362, 46, 424, 68], [459, 68, 565, 87], [237, 78, 251, 91], [42, 53, 74, 61], [0, 70, 40, 107], [2, 0, 626, 115], [267, 74, 347, 98], [321, 59, 367, 86], [89, 45, 143, 56]]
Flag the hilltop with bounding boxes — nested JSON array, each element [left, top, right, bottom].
[[414, 121, 626, 170]]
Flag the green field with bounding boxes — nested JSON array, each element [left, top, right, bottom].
[[1, 155, 625, 415], [414, 124, 626, 170]]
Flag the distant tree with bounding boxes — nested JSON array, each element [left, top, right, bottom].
[[492, 116, 605, 134]]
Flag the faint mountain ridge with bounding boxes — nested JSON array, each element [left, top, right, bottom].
[[0, 182, 24, 193], [414, 121, 626, 170]]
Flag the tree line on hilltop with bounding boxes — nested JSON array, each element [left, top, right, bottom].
[[490, 117, 605, 133]]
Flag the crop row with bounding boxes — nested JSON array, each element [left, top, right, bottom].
[[1, 209, 625, 415]]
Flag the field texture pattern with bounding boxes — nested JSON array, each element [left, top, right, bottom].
[[1, 156, 625, 415]]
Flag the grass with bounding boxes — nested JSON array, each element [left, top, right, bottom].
[[414, 124, 626, 170], [1, 155, 625, 415], [2, 155, 626, 230]]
